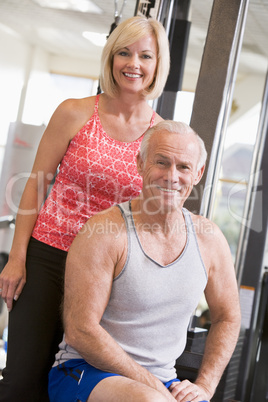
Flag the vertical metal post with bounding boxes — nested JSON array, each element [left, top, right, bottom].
[[184, 0, 249, 215], [235, 70, 268, 285], [234, 69, 268, 401]]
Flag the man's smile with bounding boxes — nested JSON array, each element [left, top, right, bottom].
[[156, 186, 181, 193]]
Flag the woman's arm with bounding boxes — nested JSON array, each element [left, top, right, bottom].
[[0, 97, 94, 310]]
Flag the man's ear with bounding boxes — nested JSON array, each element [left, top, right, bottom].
[[136, 152, 144, 175], [194, 164, 206, 185]]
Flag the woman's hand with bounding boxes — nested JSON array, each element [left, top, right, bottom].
[[0, 258, 26, 311]]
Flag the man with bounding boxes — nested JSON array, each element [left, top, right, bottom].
[[49, 120, 241, 402]]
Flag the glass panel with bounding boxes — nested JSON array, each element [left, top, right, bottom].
[[210, 0, 268, 260], [184, 0, 268, 322], [212, 101, 266, 260]]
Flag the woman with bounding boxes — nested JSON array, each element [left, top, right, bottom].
[[0, 15, 170, 402]]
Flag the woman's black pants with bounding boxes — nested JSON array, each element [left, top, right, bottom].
[[0, 237, 67, 402]]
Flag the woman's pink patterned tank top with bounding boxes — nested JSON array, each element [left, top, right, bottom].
[[32, 95, 155, 251]]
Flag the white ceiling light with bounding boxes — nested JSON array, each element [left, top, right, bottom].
[[33, 0, 102, 14], [82, 31, 107, 47]]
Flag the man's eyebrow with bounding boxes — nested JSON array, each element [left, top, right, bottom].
[[155, 153, 193, 166], [155, 153, 169, 159]]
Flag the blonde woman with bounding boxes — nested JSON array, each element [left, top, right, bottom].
[[0, 16, 170, 402]]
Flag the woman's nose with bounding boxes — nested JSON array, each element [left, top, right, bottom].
[[127, 54, 139, 68]]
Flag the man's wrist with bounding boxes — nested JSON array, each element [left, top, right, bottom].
[[194, 377, 216, 399]]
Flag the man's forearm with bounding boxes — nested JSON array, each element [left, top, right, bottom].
[[65, 324, 175, 400], [194, 319, 241, 397]]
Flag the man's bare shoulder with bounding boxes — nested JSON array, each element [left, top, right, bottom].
[[76, 206, 127, 245], [189, 212, 217, 239], [69, 206, 128, 276], [189, 212, 233, 271], [189, 212, 231, 253]]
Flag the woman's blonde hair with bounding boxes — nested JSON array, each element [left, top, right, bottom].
[[100, 16, 170, 100]]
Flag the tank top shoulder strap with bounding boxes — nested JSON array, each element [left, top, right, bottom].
[[182, 207, 207, 279], [94, 94, 101, 114], [182, 207, 193, 235], [149, 111, 156, 127], [117, 201, 132, 224], [182, 207, 199, 246]]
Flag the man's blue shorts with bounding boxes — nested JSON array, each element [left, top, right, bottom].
[[48, 359, 207, 402]]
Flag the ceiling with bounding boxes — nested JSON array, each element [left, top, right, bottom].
[[0, 0, 267, 81]]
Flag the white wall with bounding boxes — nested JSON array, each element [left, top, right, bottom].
[[0, 26, 100, 148], [49, 53, 100, 79], [0, 28, 29, 147]]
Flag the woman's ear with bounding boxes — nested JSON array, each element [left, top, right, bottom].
[[136, 152, 144, 175]]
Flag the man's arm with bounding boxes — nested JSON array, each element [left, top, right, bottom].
[[195, 221, 241, 395], [170, 218, 241, 402], [192, 218, 241, 398], [63, 207, 175, 401]]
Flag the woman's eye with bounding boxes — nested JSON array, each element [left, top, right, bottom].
[[118, 51, 129, 56], [142, 54, 152, 59]]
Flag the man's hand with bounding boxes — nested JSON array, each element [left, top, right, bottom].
[[169, 380, 210, 402]]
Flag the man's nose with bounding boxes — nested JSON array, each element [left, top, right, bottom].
[[165, 165, 179, 182]]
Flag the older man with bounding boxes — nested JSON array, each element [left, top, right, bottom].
[[49, 120, 241, 402]]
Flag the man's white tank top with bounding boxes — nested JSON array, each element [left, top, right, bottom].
[[54, 201, 208, 382]]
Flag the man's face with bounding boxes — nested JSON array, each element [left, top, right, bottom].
[[137, 130, 204, 214]]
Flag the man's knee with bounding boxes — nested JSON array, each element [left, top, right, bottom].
[[135, 387, 169, 402], [123, 383, 167, 401], [88, 377, 169, 402]]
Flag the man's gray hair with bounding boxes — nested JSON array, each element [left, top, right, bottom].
[[139, 120, 207, 171]]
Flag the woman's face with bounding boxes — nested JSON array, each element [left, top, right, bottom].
[[112, 34, 158, 96]]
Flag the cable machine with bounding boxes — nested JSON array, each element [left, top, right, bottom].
[[135, 0, 268, 400], [234, 69, 268, 402]]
